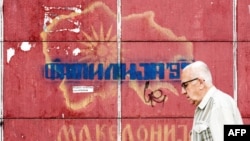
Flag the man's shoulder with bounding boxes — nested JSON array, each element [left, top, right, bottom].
[[213, 89, 233, 100], [211, 88, 236, 107]]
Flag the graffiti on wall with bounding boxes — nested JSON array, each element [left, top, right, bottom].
[[40, 1, 194, 110], [39, 1, 194, 140], [44, 61, 190, 108], [56, 123, 189, 141], [44, 61, 190, 81]]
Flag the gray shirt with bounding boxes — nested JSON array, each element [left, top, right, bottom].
[[191, 86, 243, 141]]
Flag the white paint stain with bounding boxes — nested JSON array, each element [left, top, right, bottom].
[[73, 48, 81, 56], [7, 48, 15, 63], [20, 42, 32, 51]]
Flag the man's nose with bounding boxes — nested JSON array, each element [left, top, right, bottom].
[[181, 87, 187, 95]]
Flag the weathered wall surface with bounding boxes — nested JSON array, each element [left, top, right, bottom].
[[2, 0, 250, 140]]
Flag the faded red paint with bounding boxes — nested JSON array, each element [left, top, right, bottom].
[[3, 0, 250, 141], [237, 43, 250, 117], [238, 0, 250, 41]]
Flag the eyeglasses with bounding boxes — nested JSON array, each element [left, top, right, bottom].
[[181, 78, 198, 89]]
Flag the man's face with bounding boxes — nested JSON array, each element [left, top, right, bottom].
[[181, 70, 202, 106]]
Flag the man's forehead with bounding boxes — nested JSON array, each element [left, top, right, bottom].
[[181, 68, 192, 80]]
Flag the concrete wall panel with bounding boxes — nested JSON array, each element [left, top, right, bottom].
[[2, 0, 250, 140]]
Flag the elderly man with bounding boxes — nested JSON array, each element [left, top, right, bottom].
[[181, 61, 243, 141]]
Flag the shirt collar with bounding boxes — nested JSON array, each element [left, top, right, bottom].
[[197, 86, 217, 109]]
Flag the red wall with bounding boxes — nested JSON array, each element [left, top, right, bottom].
[[2, 0, 250, 140]]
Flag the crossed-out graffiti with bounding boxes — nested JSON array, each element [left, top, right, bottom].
[[41, 1, 194, 140]]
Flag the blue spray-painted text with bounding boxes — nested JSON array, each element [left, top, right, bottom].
[[44, 61, 190, 80]]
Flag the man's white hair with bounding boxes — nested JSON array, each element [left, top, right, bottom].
[[183, 61, 213, 86]]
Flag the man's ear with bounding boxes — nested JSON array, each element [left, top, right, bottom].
[[199, 79, 205, 90]]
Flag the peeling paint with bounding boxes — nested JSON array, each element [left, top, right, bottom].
[[7, 48, 15, 63], [20, 42, 32, 51], [73, 48, 81, 56], [43, 5, 82, 33]]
